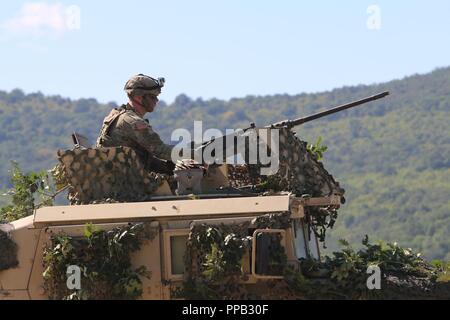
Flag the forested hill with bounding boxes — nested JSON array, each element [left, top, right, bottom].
[[0, 67, 449, 259]]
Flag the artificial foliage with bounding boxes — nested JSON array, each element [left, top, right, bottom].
[[42, 223, 156, 300], [174, 215, 450, 300]]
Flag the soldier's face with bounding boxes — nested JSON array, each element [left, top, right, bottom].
[[142, 94, 159, 113]]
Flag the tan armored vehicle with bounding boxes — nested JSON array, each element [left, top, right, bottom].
[[0, 187, 342, 299], [0, 93, 389, 300]]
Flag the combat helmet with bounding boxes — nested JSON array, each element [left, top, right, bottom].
[[124, 74, 165, 96]]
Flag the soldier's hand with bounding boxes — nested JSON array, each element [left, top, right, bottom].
[[148, 156, 175, 175], [166, 160, 176, 172], [174, 159, 206, 171]]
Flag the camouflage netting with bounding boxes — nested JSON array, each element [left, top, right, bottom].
[[0, 228, 18, 271], [55, 147, 171, 205], [227, 128, 344, 244], [228, 127, 345, 198], [275, 127, 344, 197]]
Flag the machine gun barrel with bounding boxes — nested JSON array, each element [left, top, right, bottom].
[[270, 91, 390, 129], [190, 91, 390, 156]]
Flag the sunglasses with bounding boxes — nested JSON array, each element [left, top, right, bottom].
[[146, 94, 159, 101]]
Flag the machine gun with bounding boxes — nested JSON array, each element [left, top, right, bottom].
[[267, 91, 389, 129], [191, 91, 390, 154]]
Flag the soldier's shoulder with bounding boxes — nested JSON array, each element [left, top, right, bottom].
[[103, 107, 124, 123], [121, 111, 150, 131]]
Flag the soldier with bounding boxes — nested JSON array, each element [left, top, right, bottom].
[[96, 74, 175, 174]]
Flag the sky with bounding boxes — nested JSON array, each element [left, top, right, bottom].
[[0, 1, 449, 104]]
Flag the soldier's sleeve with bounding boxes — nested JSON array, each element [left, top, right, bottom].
[[130, 119, 174, 161]]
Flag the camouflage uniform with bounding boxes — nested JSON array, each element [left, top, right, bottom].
[[96, 104, 173, 168], [96, 74, 174, 171]]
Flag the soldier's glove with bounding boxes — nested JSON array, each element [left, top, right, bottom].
[[175, 159, 207, 175], [166, 160, 176, 172], [149, 156, 175, 175]]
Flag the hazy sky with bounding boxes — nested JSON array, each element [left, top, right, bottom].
[[0, 1, 449, 104]]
